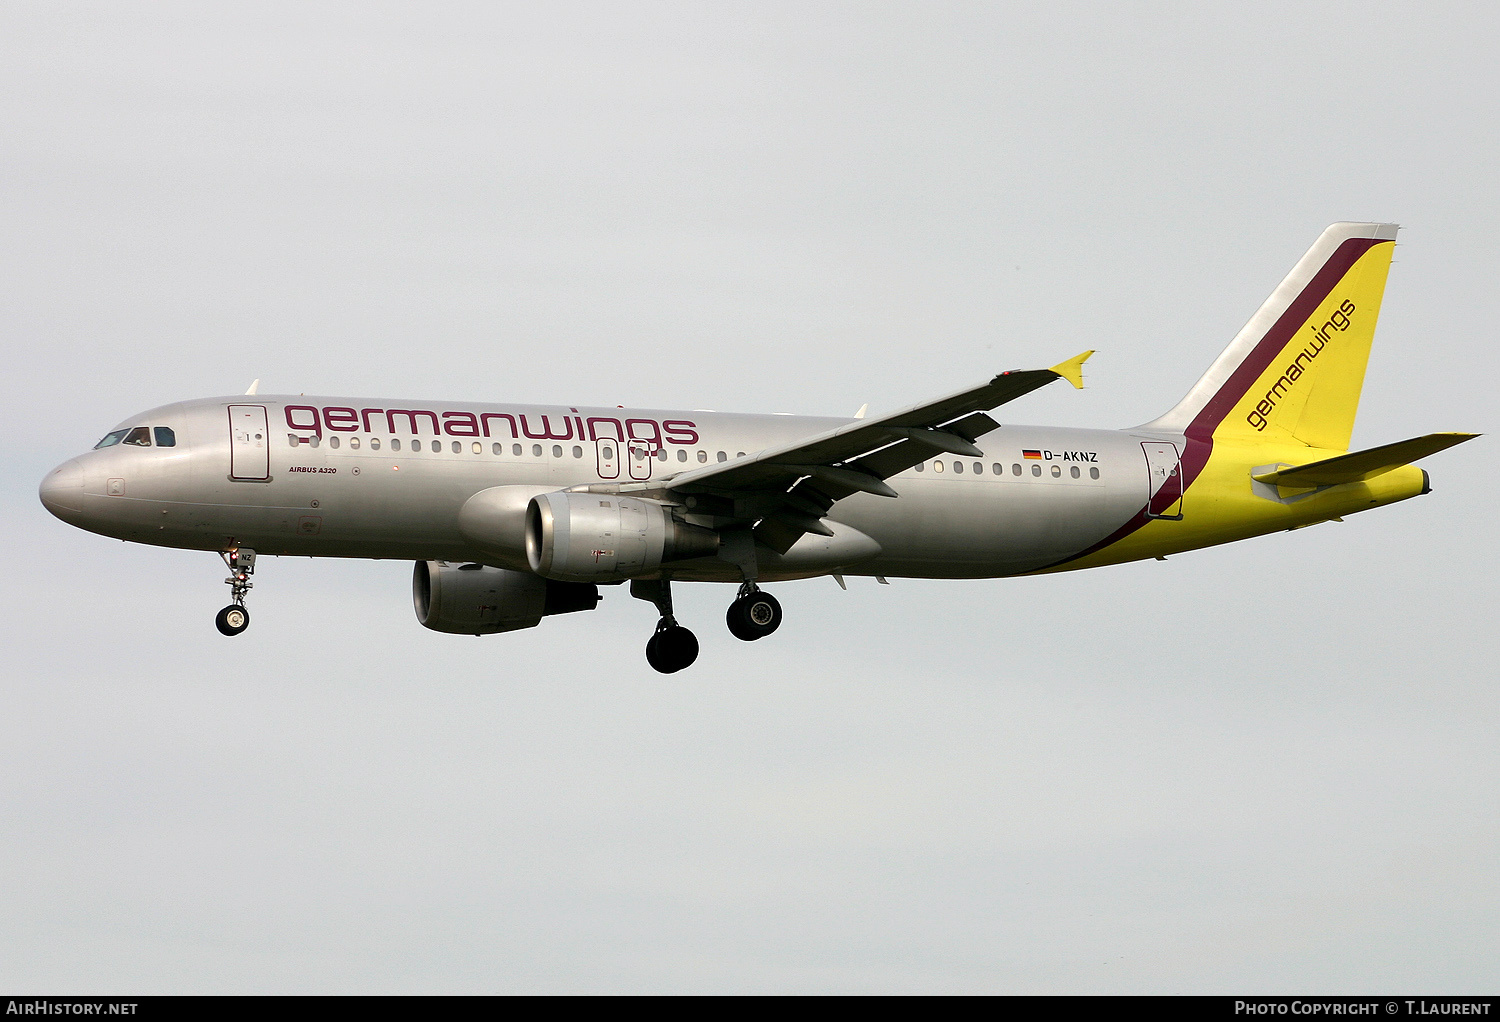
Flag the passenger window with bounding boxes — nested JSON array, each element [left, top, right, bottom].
[[915, 461, 924, 472], [329, 436, 340, 450], [1051, 465, 1061, 477], [491, 443, 501, 455], [677, 450, 688, 462], [1012, 463, 1021, 475], [532, 444, 542, 457], [123, 427, 152, 446], [953, 461, 963, 474], [1090, 467, 1100, 480], [697, 450, 708, 463], [94, 429, 129, 449], [153, 427, 176, 447], [717, 451, 727, 462], [308, 435, 320, 449], [513, 444, 522, 456], [1070, 466, 1080, 478], [392, 439, 401, 451], [603, 445, 615, 459], [473, 442, 482, 454], [350, 437, 360, 449], [572, 445, 582, 458], [287, 434, 299, 448], [1031, 464, 1041, 476], [451, 441, 461, 454], [370, 438, 381, 450], [432, 440, 442, 453], [973, 462, 982, 474], [552, 445, 563, 458], [737, 452, 745, 458], [658, 450, 668, 462], [993, 464, 1003, 475], [934, 460, 944, 473]]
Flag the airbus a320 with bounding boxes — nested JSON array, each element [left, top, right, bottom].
[[39, 223, 1476, 672]]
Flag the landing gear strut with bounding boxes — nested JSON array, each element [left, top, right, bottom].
[[726, 582, 781, 641], [216, 547, 255, 636], [631, 578, 699, 673]]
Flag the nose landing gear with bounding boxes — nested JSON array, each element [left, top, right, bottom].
[[726, 583, 781, 641], [216, 547, 255, 636], [215, 604, 250, 636], [631, 578, 699, 674]]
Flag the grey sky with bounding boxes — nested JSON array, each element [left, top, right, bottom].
[[1, 1, 1495, 993]]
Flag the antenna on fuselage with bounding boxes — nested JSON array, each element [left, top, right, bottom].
[[853, 403, 867, 419], [245, 379, 260, 395]]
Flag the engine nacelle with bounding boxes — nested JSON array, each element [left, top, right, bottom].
[[412, 560, 600, 635], [526, 491, 720, 582], [456, 484, 556, 570]]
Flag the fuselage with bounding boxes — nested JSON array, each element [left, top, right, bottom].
[[39, 394, 1428, 582]]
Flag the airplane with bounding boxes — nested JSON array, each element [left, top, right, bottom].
[[38, 222, 1477, 673]]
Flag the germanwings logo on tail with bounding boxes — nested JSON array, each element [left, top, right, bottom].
[[1245, 299, 1358, 432]]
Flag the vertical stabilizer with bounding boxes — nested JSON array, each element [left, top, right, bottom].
[[1140, 222, 1398, 451]]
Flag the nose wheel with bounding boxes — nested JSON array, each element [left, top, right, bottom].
[[217, 547, 256, 637], [215, 604, 250, 636], [727, 584, 781, 641]]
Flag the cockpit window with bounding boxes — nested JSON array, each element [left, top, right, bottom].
[[94, 429, 129, 449], [153, 426, 176, 448], [122, 427, 152, 446]]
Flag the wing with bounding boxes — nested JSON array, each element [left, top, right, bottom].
[[664, 351, 1094, 552]]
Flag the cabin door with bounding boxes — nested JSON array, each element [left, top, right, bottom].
[[228, 405, 270, 481], [1142, 442, 1184, 519]]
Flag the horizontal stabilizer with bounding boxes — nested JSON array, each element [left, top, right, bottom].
[[1252, 432, 1479, 487]]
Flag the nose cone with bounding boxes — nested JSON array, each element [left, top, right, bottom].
[[39, 458, 85, 522]]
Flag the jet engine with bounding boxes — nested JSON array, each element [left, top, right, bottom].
[[412, 560, 600, 635], [526, 492, 720, 582]]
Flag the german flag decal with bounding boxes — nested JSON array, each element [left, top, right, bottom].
[[1022, 450, 1042, 459]]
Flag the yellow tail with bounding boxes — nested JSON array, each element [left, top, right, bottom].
[[1142, 223, 1397, 452]]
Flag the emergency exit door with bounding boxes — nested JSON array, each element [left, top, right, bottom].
[[229, 404, 270, 481], [627, 440, 653, 481], [595, 437, 620, 479]]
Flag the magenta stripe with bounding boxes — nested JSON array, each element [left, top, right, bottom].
[[1184, 237, 1384, 440]]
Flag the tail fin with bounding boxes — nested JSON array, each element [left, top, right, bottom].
[[1141, 222, 1398, 451]]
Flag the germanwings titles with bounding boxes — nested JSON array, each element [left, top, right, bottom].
[[39, 223, 1476, 672]]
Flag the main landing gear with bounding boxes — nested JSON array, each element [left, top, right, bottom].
[[726, 583, 781, 641], [646, 622, 699, 674], [216, 547, 255, 636], [631, 578, 785, 673], [632, 578, 699, 674]]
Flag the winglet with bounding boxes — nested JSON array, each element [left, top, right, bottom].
[[245, 379, 261, 396], [1049, 351, 1093, 390]]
